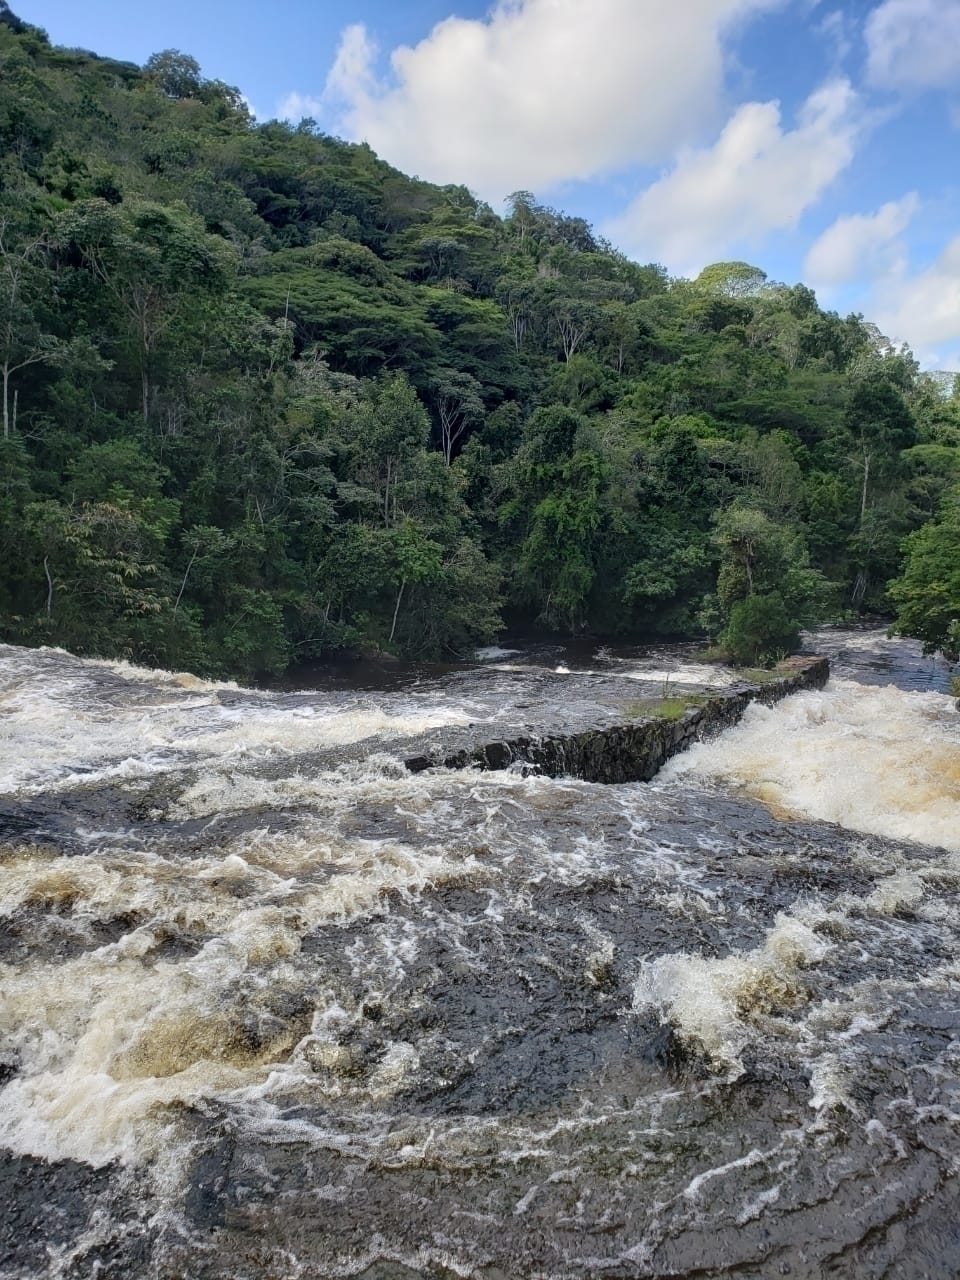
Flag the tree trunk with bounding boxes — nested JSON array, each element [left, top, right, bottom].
[[440, 413, 459, 466], [556, 316, 585, 362], [43, 555, 53, 618], [511, 310, 526, 353], [173, 545, 199, 617], [388, 580, 406, 645], [2, 363, 8, 441]]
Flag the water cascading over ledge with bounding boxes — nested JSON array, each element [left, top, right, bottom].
[[404, 655, 830, 783]]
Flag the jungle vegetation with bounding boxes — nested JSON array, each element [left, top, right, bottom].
[[1, 4, 958, 675]]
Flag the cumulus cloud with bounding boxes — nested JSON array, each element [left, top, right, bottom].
[[874, 237, 960, 357], [803, 200, 960, 363], [322, 0, 783, 201], [865, 0, 960, 92], [604, 79, 861, 273], [325, 24, 379, 105], [276, 90, 325, 123], [803, 193, 919, 288], [815, 9, 853, 63]]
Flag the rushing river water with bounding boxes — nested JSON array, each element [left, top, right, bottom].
[[1, 629, 959, 1279]]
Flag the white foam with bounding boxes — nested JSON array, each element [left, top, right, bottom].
[[633, 913, 830, 1069], [663, 678, 960, 851], [0, 815, 486, 1166], [807, 1058, 852, 1114], [0, 646, 477, 795], [0, 641, 244, 689], [683, 1147, 768, 1199], [4, 636, 959, 1190], [621, 665, 737, 688]]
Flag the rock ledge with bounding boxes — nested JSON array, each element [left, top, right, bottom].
[[404, 655, 829, 785]]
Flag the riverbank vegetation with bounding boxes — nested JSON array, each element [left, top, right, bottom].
[[1, 5, 958, 675]]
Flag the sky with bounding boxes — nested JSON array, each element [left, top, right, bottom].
[[16, 0, 960, 369]]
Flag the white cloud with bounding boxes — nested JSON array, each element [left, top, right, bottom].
[[865, 0, 960, 92], [604, 79, 861, 272], [276, 90, 325, 123], [325, 24, 379, 105], [803, 193, 919, 288], [874, 237, 960, 357], [803, 202, 960, 364], [815, 9, 853, 63], [322, 0, 783, 202]]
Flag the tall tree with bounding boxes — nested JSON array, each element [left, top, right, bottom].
[[889, 489, 960, 660], [432, 367, 484, 465], [0, 196, 58, 438], [59, 199, 232, 421]]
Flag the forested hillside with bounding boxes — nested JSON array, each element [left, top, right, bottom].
[[1, 3, 958, 676]]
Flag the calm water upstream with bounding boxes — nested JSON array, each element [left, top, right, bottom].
[[0, 628, 958, 1279]]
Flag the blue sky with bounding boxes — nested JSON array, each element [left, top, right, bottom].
[[18, 0, 960, 369]]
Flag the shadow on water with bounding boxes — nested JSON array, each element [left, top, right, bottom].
[[260, 634, 727, 694], [265, 624, 958, 698]]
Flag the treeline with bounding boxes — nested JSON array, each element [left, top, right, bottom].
[[1, 4, 958, 676]]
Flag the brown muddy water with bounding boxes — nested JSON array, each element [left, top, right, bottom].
[[0, 629, 959, 1279]]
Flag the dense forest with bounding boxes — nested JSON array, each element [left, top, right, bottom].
[[1, 3, 958, 677]]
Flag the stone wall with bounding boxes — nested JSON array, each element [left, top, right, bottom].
[[407, 656, 829, 785]]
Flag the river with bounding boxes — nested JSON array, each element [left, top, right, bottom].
[[0, 628, 958, 1278]]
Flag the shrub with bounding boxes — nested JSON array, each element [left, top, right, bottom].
[[720, 591, 800, 665]]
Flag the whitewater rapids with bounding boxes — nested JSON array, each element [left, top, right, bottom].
[[1, 632, 958, 1279]]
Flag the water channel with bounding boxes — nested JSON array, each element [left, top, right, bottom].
[[0, 627, 958, 1278]]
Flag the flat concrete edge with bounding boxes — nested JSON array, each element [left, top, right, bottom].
[[405, 655, 829, 785]]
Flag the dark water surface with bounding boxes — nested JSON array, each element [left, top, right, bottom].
[[267, 623, 958, 697], [0, 630, 958, 1278]]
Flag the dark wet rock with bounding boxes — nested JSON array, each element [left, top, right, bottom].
[[184, 1124, 238, 1229], [0, 810, 46, 845], [0, 1152, 148, 1278]]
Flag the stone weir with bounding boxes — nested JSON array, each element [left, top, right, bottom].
[[402, 655, 829, 785]]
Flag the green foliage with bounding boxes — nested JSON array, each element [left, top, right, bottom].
[[721, 592, 800, 665], [0, 10, 952, 677], [515, 447, 603, 629], [712, 505, 830, 661], [145, 50, 203, 100], [623, 692, 712, 721], [889, 490, 960, 660], [695, 261, 768, 298]]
